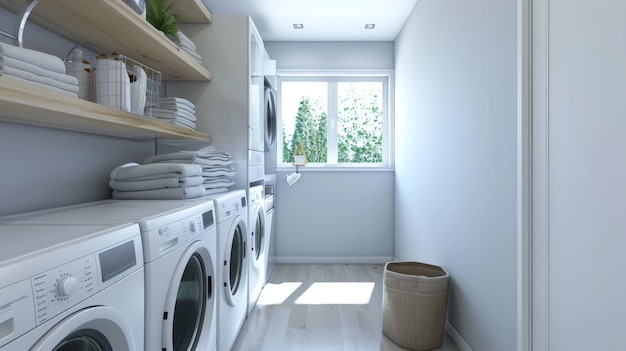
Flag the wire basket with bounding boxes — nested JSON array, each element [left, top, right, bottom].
[[64, 48, 160, 118]]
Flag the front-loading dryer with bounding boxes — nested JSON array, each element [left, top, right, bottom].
[[208, 190, 248, 351], [247, 185, 265, 315], [0, 222, 144, 351], [0, 199, 218, 351]]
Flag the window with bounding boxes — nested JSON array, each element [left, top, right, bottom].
[[278, 73, 392, 168]]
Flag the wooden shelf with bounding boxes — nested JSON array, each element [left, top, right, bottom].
[[167, 0, 212, 23], [2, 0, 212, 81], [0, 77, 211, 141]]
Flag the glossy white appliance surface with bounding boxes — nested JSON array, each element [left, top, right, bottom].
[[0, 199, 218, 351], [247, 185, 265, 316], [208, 190, 249, 351], [264, 193, 276, 283], [0, 223, 144, 351]]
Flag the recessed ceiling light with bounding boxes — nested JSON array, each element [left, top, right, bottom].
[[293, 24, 304, 29], [364, 24, 376, 29]]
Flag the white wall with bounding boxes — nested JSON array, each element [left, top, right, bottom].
[[394, 1, 518, 350], [264, 41, 395, 262], [533, 1, 626, 349], [0, 6, 154, 216]]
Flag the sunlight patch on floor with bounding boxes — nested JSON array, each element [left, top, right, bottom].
[[295, 282, 375, 305], [257, 282, 302, 305]]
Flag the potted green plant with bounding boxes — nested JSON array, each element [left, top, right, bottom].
[[146, 0, 180, 41]]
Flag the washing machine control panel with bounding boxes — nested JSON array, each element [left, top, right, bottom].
[[181, 214, 204, 243], [31, 254, 98, 325]]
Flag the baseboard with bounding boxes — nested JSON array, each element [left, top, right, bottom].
[[275, 256, 395, 264], [446, 322, 472, 351]]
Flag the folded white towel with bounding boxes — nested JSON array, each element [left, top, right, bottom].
[[112, 185, 205, 200], [109, 176, 204, 191], [3, 56, 78, 85], [202, 180, 235, 188], [172, 118, 197, 130], [158, 97, 195, 110], [0, 42, 66, 73], [0, 65, 79, 93], [158, 102, 196, 115], [146, 107, 196, 122], [0, 74, 78, 97], [110, 162, 202, 181], [201, 166, 236, 177], [144, 151, 231, 164], [177, 31, 196, 51]]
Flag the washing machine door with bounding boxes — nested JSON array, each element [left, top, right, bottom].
[[264, 84, 277, 151], [251, 204, 265, 264], [162, 241, 214, 351], [224, 216, 248, 306], [31, 306, 135, 351]]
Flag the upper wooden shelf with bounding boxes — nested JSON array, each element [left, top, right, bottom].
[[0, 77, 212, 141], [167, 0, 212, 23], [1, 0, 212, 81]]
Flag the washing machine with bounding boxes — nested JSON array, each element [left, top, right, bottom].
[[247, 185, 265, 315], [208, 190, 248, 351], [0, 199, 218, 351], [0, 222, 144, 350]]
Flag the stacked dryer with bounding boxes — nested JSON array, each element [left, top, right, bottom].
[[0, 199, 218, 351]]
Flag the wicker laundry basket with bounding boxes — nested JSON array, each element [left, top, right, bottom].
[[382, 261, 450, 351]]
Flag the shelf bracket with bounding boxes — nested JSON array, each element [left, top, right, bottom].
[[12, 0, 42, 47]]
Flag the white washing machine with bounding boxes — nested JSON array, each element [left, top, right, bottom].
[[247, 185, 265, 315], [0, 199, 218, 351], [0, 222, 144, 350], [208, 190, 248, 351]]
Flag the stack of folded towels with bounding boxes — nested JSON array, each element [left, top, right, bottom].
[[0, 42, 79, 97], [143, 146, 236, 195], [169, 30, 202, 64], [109, 162, 206, 200], [145, 97, 197, 130]]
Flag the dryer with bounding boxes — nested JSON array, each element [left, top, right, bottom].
[[209, 190, 248, 351], [247, 185, 265, 315], [0, 199, 218, 351], [0, 222, 144, 350]]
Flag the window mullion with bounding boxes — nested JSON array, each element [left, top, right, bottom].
[[327, 81, 338, 163]]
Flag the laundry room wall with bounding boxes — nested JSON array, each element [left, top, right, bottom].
[[264, 41, 395, 263], [0, 6, 155, 216], [394, 0, 518, 350]]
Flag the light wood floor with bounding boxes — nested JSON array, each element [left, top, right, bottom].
[[231, 264, 459, 351]]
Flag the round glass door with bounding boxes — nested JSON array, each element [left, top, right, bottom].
[[254, 210, 264, 261], [172, 253, 207, 351], [229, 224, 245, 295], [53, 330, 111, 351]]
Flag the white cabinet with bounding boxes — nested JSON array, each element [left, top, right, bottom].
[[167, 15, 265, 188]]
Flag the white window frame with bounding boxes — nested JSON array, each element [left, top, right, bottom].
[[276, 70, 395, 171]]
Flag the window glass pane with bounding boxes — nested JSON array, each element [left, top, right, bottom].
[[338, 82, 383, 163], [281, 81, 328, 163]]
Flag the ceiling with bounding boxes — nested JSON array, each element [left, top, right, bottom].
[[200, 0, 419, 42]]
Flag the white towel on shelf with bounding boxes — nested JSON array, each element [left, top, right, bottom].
[[0, 73, 78, 97], [3, 56, 78, 85], [172, 118, 196, 130], [0, 64, 79, 93], [158, 97, 195, 110], [109, 176, 204, 191], [110, 162, 202, 181], [202, 179, 235, 188], [201, 166, 236, 177], [144, 151, 232, 164], [112, 185, 205, 200], [177, 31, 197, 51], [146, 107, 196, 122], [181, 47, 202, 63], [0, 42, 66, 73], [158, 102, 196, 115]]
